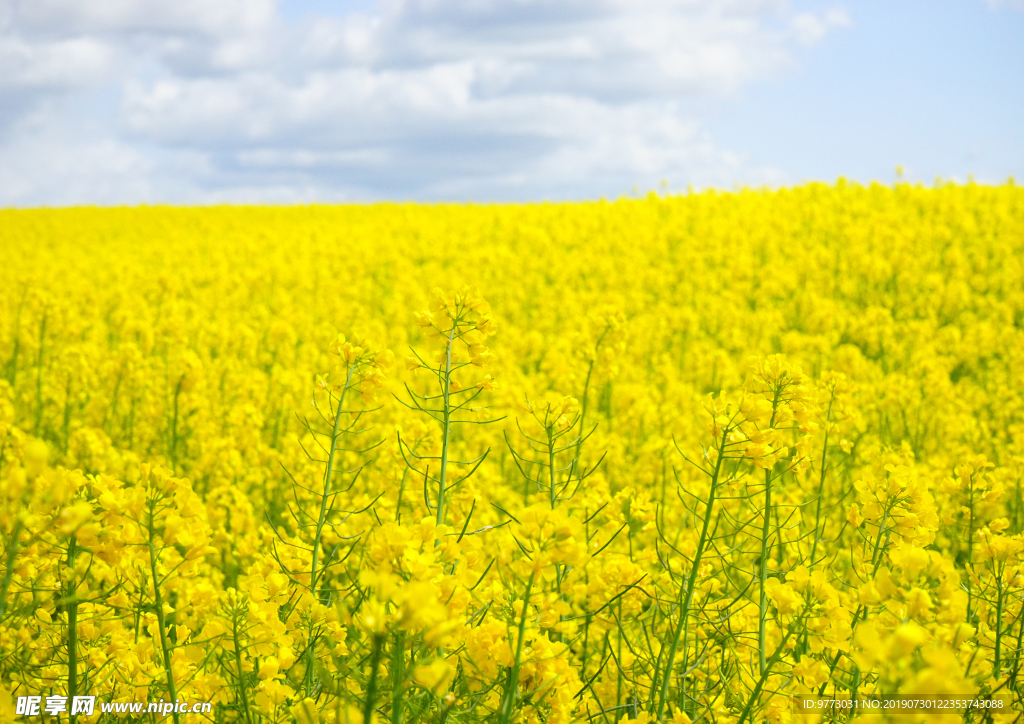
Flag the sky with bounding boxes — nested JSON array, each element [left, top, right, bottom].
[[0, 0, 1021, 206]]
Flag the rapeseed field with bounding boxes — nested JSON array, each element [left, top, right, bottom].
[[1, 180, 1023, 723]]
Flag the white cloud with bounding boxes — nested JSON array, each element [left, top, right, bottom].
[[0, 36, 113, 89], [792, 8, 851, 45], [0, 118, 157, 206], [6, 0, 276, 36], [0, 0, 850, 204]]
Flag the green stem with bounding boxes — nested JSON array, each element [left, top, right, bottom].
[[818, 505, 892, 696], [548, 428, 557, 510], [758, 387, 783, 677], [391, 630, 405, 724], [995, 562, 1004, 675], [574, 326, 609, 478], [809, 393, 833, 566], [231, 608, 254, 724], [967, 477, 976, 623], [311, 363, 354, 593], [147, 503, 180, 724], [67, 536, 78, 724], [758, 467, 772, 676], [581, 611, 591, 674], [737, 621, 798, 724], [307, 364, 355, 695], [850, 666, 861, 714], [1009, 601, 1024, 692], [654, 426, 728, 720], [499, 572, 535, 724], [437, 325, 456, 528], [0, 519, 24, 622], [615, 600, 623, 712], [364, 633, 385, 724]]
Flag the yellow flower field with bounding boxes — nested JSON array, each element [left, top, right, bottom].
[[1, 180, 1023, 723]]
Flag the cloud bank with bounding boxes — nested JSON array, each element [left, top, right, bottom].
[[0, 0, 851, 205]]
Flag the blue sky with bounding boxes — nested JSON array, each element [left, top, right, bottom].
[[711, 0, 1024, 185], [0, 0, 1020, 206]]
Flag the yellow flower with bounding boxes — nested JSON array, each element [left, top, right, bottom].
[[412, 658, 457, 694], [257, 656, 280, 680], [846, 503, 863, 528], [290, 698, 320, 724], [891, 624, 930, 657], [58, 500, 93, 536], [360, 600, 388, 635], [905, 587, 933, 619]]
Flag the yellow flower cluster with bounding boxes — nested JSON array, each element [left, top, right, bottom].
[[1, 180, 1023, 723]]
